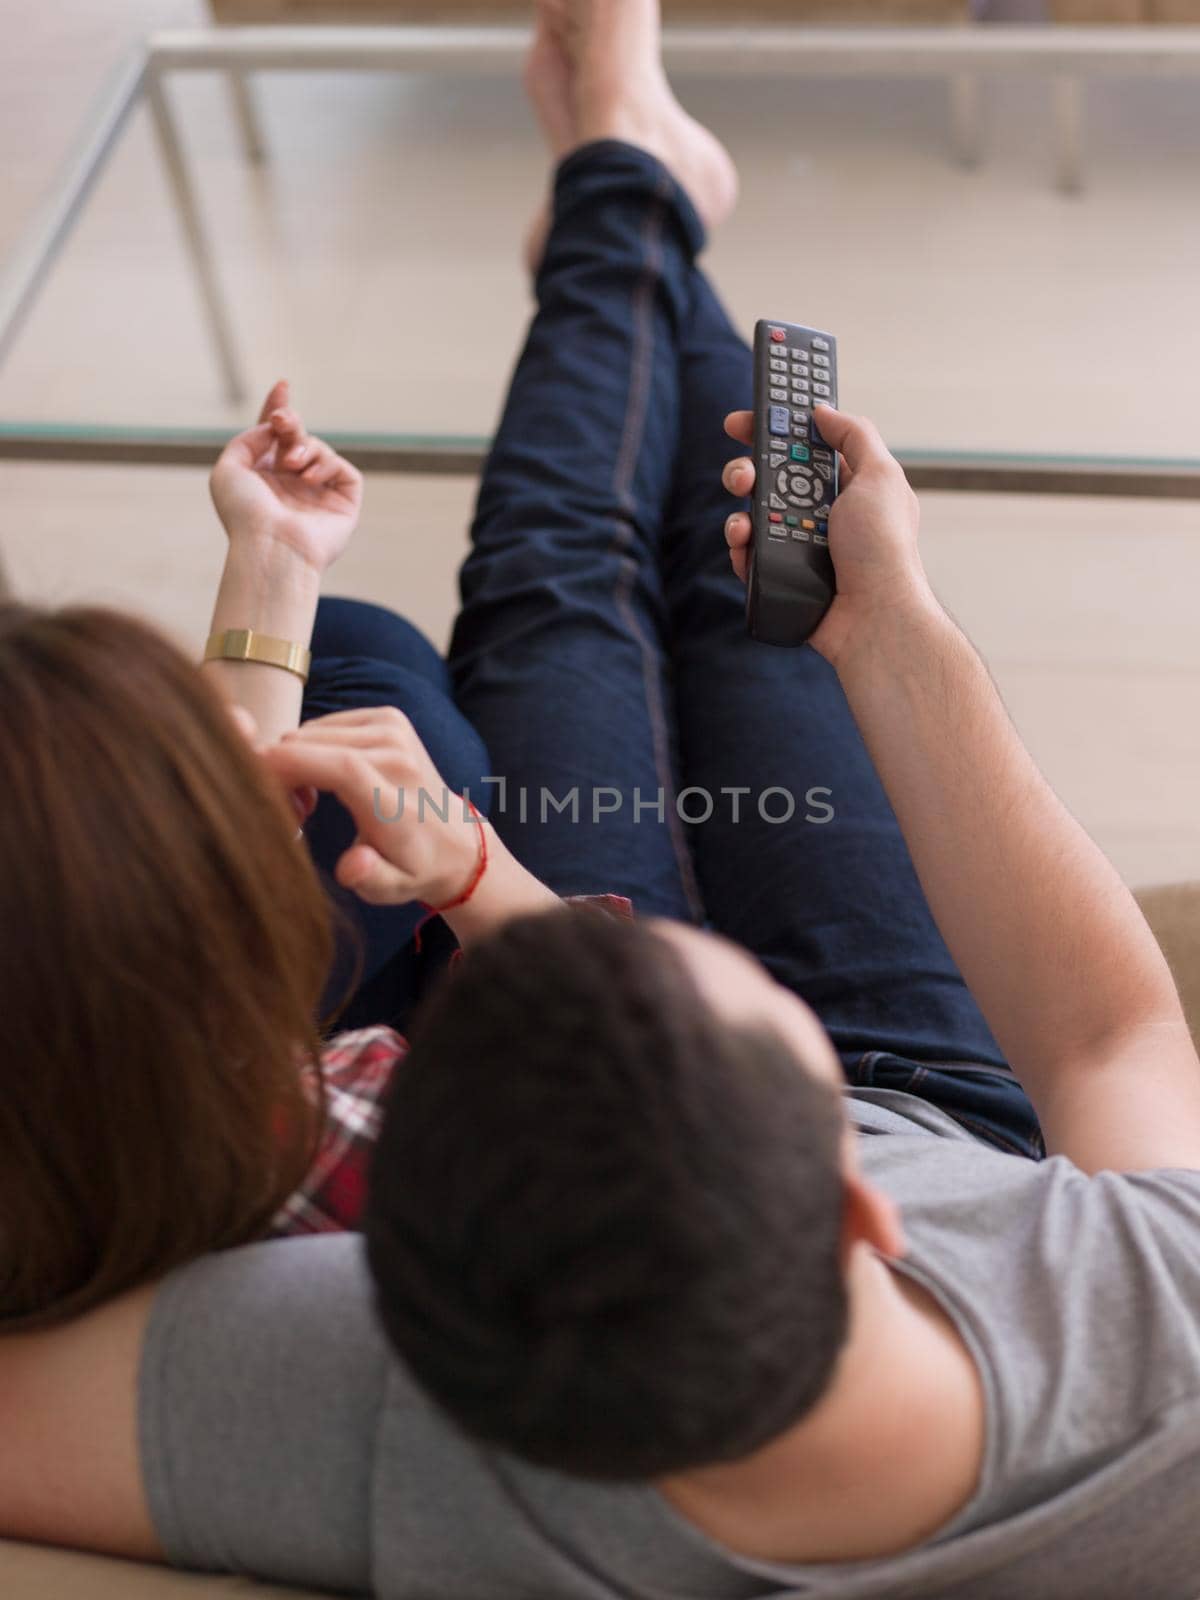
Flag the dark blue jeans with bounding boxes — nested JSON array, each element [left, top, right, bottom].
[[447, 140, 1044, 1161]]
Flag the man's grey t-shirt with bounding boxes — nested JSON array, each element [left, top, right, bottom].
[[139, 1088, 1200, 1599]]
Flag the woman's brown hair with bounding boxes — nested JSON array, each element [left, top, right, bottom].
[[0, 602, 333, 1328]]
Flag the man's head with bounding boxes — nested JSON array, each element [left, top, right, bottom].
[[367, 906, 884, 1480]]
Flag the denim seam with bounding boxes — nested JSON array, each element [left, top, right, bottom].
[[609, 171, 705, 922]]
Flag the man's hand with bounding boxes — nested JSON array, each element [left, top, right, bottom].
[[720, 403, 934, 665], [210, 380, 363, 574]]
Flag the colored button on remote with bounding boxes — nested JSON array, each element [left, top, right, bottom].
[[769, 327, 787, 343], [769, 405, 791, 436], [790, 445, 810, 462]]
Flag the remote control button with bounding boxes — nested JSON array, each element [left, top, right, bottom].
[[813, 383, 831, 398], [813, 353, 830, 368], [812, 448, 833, 465], [792, 411, 810, 428], [801, 518, 816, 531], [769, 405, 790, 436], [768, 512, 783, 524], [816, 518, 829, 534], [769, 452, 787, 468], [792, 374, 810, 387], [769, 327, 787, 343], [791, 528, 810, 542], [769, 386, 788, 402], [785, 514, 799, 527], [769, 491, 788, 509], [790, 444, 810, 462], [790, 474, 814, 498], [792, 350, 810, 364], [769, 360, 787, 375], [812, 337, 830, 351], [813, 533, 829, 547]]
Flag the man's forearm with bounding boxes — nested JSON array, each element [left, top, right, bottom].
[[833, 593, 1183, 1093]]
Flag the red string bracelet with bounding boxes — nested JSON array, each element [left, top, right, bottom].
[[413, 799, 488, 950]]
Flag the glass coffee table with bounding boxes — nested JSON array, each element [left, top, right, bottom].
[[2, 23, 1200, 496]]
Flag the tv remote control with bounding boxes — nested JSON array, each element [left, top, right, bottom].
[[745, 319, 839, 647]]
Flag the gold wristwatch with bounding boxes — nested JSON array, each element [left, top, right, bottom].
[[204, 628, 312, 683]]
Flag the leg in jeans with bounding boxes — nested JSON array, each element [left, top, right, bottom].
[[450, 142, 708, 921], [658, 273, 1042, 1155], [303, 597, 491, 1031]]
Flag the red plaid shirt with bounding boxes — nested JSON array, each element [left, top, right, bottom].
[[270, 1026, 405, 1236], [269, 896, 633, 1236]]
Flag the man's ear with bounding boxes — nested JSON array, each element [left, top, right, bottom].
[[840, 1172, 906, 1265]]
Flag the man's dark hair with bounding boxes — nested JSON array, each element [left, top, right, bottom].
[[366, 906, 848, 1481]]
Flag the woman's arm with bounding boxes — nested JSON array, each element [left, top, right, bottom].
[[204, 382, 363, 747], [0, 1286, 161, 1559]]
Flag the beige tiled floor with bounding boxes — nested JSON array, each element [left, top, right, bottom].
[[1, 0, 1198, 887]]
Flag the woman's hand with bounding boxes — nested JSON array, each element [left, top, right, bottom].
[[210, 380, 363, 574], [260, 707, 486, 909], [262, 706, 561, 943], [720, 402, 935, 666]]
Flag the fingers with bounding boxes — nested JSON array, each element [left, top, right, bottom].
[[722, 456, 756, 498], [260, 738, 376, 819], [724, 410, 754, 446], [216, 420, 275, 471], [335, 841, 413, 904], [811, 404, 893, 475], [269, 405, 311, 469], [724, 510, 752, 585], [257, 379, 289, 426], [292, 706, 412, 737], [301, 440, 359, 491], [264, 406, 360, 492]]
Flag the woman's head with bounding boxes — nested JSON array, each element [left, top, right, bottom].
[[0, 602, 333, 1328]]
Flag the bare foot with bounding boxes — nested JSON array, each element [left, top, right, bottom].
[[555, 0, 739, 234], [524, 13, 577, 159], [522, 14, 577, 274]]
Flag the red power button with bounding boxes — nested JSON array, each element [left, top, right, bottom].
[[769, 327, 786, 343]]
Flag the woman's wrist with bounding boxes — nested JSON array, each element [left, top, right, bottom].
[[203, 540, 323, 746], [440, 823, 560, 948], [209, 539, 323, 646]]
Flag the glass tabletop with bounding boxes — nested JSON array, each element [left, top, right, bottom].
[[2, 48, 1199, 469]]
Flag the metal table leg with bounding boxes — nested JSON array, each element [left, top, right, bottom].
[[229, 66, 267, 163], [145, 65, 249, 404]]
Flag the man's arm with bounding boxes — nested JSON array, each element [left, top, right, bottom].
[[723, 405, 1200, 1173]]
